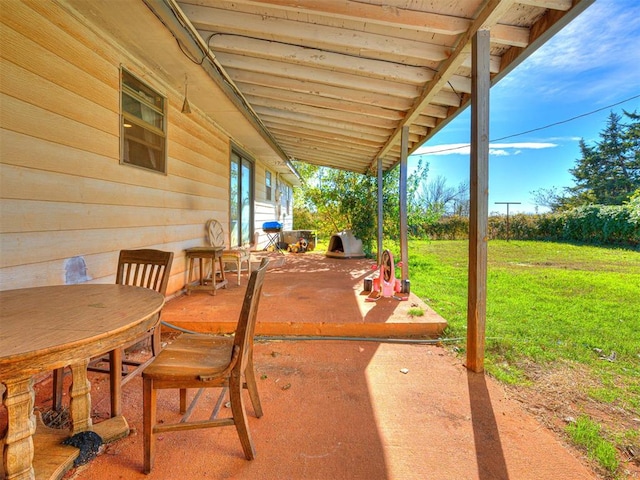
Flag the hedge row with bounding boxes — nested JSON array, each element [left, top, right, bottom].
[[416, 201, 640, 247]]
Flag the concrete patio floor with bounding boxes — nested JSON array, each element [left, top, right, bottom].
[[5, 252, 596, 479], [66, 339, 595, 480], [161, 252, 447, 339]]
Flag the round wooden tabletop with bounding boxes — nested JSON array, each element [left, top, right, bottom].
[[0, 284, 164, 379]]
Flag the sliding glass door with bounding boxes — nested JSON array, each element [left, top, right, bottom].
[[230, 150, 254, 247]]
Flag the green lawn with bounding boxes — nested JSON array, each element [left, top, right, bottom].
[[407, 239, 640, 476], [314, 238, 639, 474]]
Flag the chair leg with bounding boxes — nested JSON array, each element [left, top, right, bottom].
[[143, 376, 156, 474], [52, 367, 65, 411], [109, 348, 123, 417], [218, 257, 227, 290], [179, 388, 187, 414], [244, 359, 263, 418], [230, 373, 256, 460], [151, 325, 162, 357]]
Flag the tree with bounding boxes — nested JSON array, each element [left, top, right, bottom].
[[292, 159, 429, 255], [530, 186, 571, 212], [568, 110, 640, 206], [531, 110, 640, 212], [292, 162, 377, 254], [417, 175, 469, 217]]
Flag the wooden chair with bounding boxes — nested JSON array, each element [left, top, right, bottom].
[[52, 249, 173, 417], [207, 219, 252, 286], [142, 258, 269, 473]]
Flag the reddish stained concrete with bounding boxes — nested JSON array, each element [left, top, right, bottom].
[[2, 252, 596, 479], [162, 253, 447, 338], [64, 340, 595, 480]]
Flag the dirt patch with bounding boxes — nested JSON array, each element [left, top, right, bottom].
[[501, 360, 640, 480]]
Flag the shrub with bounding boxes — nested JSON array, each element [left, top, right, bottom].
[[483, 204, 639, 247], [561, 204, 639, 246], [422, 215, 468, 240]]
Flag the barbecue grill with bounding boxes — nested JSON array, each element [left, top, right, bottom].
[[262, 221, 283, 252]]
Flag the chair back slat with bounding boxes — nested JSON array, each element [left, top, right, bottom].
[[206, 219, 226, 248], [116, 249, 174, 295], [233, 258, 269, 372]]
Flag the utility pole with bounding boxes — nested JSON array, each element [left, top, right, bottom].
[[495, 202, 521, 241]]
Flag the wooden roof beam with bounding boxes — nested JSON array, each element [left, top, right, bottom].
[[248, 96, 400, 128], [517, 0, 572, 10], [278, 130, 424, 153], [372, 0, 517, 171], [209, 35, 434, 85], [260, 114, 390, 143], [211, 0, 531, 47], [214, 53, 422, 98], [226, 68, 416, 111], [237, 83, 408, 121], [459, 54, 501, 73], [282, 147, 373, 172], [253, 106, 393, 137], [278, 139, 378, 159], [214, 0, 470, 35], [183, 5, 450, 65], [268, 126, 382, 149]]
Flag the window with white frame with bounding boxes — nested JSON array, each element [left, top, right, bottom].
[[266, 171, 272, 201], [284, 185, 292, 215], [120, 68, 167, 173]]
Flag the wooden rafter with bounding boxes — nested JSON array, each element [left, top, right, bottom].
[[169, 0, 594, 173]]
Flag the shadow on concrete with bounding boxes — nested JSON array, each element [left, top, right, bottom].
[[468, 370, 509, 480]]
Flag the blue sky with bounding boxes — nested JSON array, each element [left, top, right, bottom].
[[411, 0, 640, 214]]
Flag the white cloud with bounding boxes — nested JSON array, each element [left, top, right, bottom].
[[414, 142, 558, 157], [528, 0, 640, 72], [491, 142, 557, 149], [489, 149, 510, 156], [503, 0, 640, 99], [414, 143, 469, 155]]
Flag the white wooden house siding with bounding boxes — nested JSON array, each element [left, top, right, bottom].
[[0, 1, 293, 296]]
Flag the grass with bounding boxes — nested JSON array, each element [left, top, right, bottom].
[[567, 416, 619, 474], [404, 239, 640, 477]]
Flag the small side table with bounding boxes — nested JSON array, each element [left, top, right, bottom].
[[185, 247, 228, 295]]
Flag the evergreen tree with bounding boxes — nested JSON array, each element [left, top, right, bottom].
[[568, 110, 640, 206]]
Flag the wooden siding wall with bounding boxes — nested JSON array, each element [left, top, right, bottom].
[[252, 167, 293, 249], [0, 1, 285, 296]]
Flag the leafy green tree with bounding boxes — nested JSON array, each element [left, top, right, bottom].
[[292, 162, 376, 253], [292, 159, 429, 255], [568, 110, 640, 206]]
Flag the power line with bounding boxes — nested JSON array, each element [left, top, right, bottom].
[[492, 93, 640, 142], [416, 93, 640, 156]]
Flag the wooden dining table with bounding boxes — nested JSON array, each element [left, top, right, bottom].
[[0, 284, 165, 480]]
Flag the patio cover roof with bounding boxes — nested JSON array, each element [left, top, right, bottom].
[[68, 0, 593, 179], [61, 0, 594, 372], [165, 0, 593, 174]]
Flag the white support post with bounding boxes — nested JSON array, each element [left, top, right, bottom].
[[399, 126, 409, 292], [377, 157, 383, 265]]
